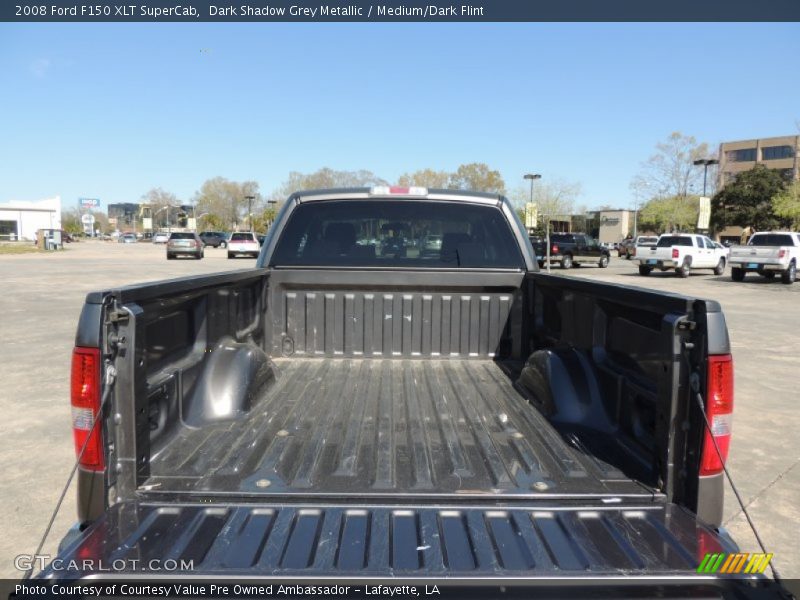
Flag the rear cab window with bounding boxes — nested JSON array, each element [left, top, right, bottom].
[[270, 199, 525, 269], [748, 234, 795, 246], [230, 233, 256, 242], [550, 234, 573, 244], [657, 235, 694, 247]]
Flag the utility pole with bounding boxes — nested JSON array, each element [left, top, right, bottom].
[[523, 173, 545, 270]]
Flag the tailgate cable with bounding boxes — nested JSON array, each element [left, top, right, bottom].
[[691, 374, 782, 585], [22, 362, 116, 581]]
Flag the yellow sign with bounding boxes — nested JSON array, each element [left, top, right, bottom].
[[525, 203, 538, 228]]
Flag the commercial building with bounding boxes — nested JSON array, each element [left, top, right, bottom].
[[0, 196, 61, 241], [718, 135, 799, 187], [108, 202, 194, 232], [573, 209, 636, 243], [536, 209, 636, 243], [597, 210, 635, 244], [716, 135, 799, 242]]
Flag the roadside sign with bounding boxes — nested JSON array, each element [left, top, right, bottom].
[[79, 197, 100, 208], [525, 202, 538, 228], [697, 196, 711, 230], [81, 213, 95, 236], [142, 217, 153, 230]]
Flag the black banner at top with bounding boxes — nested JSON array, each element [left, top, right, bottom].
[[4, 0, 800, 22]]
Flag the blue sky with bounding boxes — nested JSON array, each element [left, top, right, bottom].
[[1, 23, 799, 211]]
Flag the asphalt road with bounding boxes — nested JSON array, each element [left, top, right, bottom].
[[0, 242, 797, 580]]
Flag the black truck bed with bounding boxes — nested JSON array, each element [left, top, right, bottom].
[[147, 359, 654, 499]]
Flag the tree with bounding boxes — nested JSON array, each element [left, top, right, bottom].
[[709, 165, 789, 232], [397, 169, 450, 189], [61, 208, 83, 234], [193, 177, 260, 230], [270, 168, 387, 202], [639, 195, 701, 233], [250, 205, 280, 232], [447, 163, 505, 194], [771, 180, 800, 229], [85, 211, 109, 235], [633, 132, 713, 199], [508, 178, 582, 218], [141, 187, 181, 228]]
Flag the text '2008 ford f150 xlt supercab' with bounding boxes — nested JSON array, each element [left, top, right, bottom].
[[32, 187, 783, 598]]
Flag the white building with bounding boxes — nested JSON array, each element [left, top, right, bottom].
[[0, 196, 61, 241]]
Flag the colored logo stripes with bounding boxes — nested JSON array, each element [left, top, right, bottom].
[[697, 552, 773, 574]]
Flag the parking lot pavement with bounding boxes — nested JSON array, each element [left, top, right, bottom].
[[551, 255, 800, 578], [0, 246, 797, 579], [0, 241, 255, 578]]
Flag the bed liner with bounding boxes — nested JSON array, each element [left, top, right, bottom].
[[147, 359, 655, 500]]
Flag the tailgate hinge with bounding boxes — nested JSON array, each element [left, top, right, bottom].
[[677, 320, 696, 332], [103, 295, 129, 353]]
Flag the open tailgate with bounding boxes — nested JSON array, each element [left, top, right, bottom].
[[43, 501, 750, 584]]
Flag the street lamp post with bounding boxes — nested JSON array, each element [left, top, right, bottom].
[[523, 173, 546, 271], [632, 181, 649, 239], [523, 173, 541, 207], [693, 158, 719, 197], [245, 195, 256, 232]]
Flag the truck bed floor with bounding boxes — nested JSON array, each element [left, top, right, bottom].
[[147, 359, 653, 499]]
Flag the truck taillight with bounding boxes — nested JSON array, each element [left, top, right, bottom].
[[552, 244, 559, 253], [700, 355, 733, 476], [778, 249, 786, 258], [70, 347, 104, 471], [672, 248, 680, 259], [371, 185, 428, 196]]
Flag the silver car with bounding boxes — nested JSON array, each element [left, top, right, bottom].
[[166, 232, 204, 260]]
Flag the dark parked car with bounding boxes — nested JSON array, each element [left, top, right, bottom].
[[535, 232, 610, 269], [166, 231, 204, 260], [198, 230, 228, 248]]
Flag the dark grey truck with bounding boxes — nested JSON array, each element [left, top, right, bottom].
[[44, 188, 773, 596]]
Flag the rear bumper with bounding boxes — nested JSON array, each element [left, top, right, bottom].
[[729, 259, 788, 271], [167, 247, 202, 256], [228, 246, 260, 254], [639, 259, 677, 269]]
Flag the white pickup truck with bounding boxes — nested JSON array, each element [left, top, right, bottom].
[[729, 231, 800, 284], [638, 233, 728, 278]]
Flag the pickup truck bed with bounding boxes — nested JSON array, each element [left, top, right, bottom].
[[148, 358, 652, 499], [48, 190, 753, 592]]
